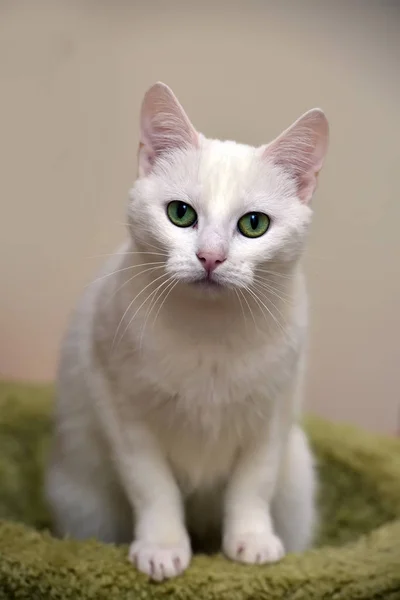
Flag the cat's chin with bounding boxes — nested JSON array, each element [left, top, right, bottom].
[[186, 277, 226, 298]]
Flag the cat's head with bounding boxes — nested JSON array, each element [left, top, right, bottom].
[[128, 83, 328, 295]]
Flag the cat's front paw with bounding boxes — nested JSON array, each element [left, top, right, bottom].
[[223, 531, 285, 565], [129, 537, 192, 581]]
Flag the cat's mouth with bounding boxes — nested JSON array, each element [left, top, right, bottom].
[[191, 276, 223, 291]]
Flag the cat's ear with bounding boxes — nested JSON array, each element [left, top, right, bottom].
[[263, 109, 329, 204], [138, 82, 199, 176]]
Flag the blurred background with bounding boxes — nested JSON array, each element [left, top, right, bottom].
[[0, 0, 399, 433]]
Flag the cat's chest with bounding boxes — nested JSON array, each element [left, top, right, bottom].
[[136, 327, 296, 411], [147, 339, 267, 401]]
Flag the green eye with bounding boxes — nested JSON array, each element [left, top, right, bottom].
[[238, 212, 270, 238], [167, 201, 197, 228]]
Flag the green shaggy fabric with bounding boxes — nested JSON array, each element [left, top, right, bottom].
[[0, 382, 399, 599]]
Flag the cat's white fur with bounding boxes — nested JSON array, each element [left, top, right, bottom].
[[46, 83, 329, 581]]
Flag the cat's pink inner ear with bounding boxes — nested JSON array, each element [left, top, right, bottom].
[[263, 109, 329, 204], [138, 82, 199, 176]]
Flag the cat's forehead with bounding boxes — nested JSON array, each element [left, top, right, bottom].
[[200, 138, 256, 173], [195, 139, 264, 216], [199, 139, 255, 199]]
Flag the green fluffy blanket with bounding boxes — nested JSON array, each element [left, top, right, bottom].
[[0, 381, 399, 599]]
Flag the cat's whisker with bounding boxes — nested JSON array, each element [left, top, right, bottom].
[[141, 239, 168, 254], [117, 275, 172, 350], [253, 271, 295, 298], [148, 277, 176, 327], [87, 252, 168, 259], [141, 278, 167, 323], [150, 279, 179, 333], [252, 278, 293, 306], [244, 287, 271, 327], [234, 288, 247, 331], [255, 269, 294, 280], [139, 276, 177, 350], [112, 271, 169, 349], [252, 274, 292, 295], [106, 265, 165, 306], [86, 262, 165, 288], [251, 283, 289, 317], [253, 270, 292, 284], [237, 287, 258, 331], [251, 284, 292, 331], [116, 221, 131, 228], [141, 275, 175, 328], [246, 286, 287, 338], [249, 285, 292, 341], [246, 288, 265, 315]]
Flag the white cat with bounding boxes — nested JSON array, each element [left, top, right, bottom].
[[46, 82, 329, 581]]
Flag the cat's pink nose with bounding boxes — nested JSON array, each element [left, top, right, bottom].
[[197, 251, 226, 273]]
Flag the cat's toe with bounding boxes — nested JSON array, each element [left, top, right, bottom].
[[223, 532, 285, 565], [129, 539, 191, 581]]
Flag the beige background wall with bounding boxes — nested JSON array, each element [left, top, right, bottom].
[[1, 1, 399, 432]]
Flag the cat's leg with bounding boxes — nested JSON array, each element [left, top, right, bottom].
[[271, 425, 316, 553], [222, 422, 315, 563], [103, 417, 191, 581], [222, 396, 291, 564]]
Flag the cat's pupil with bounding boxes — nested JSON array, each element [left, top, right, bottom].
[[177, 203, 187, 219], [250, 213, 259, 230]]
